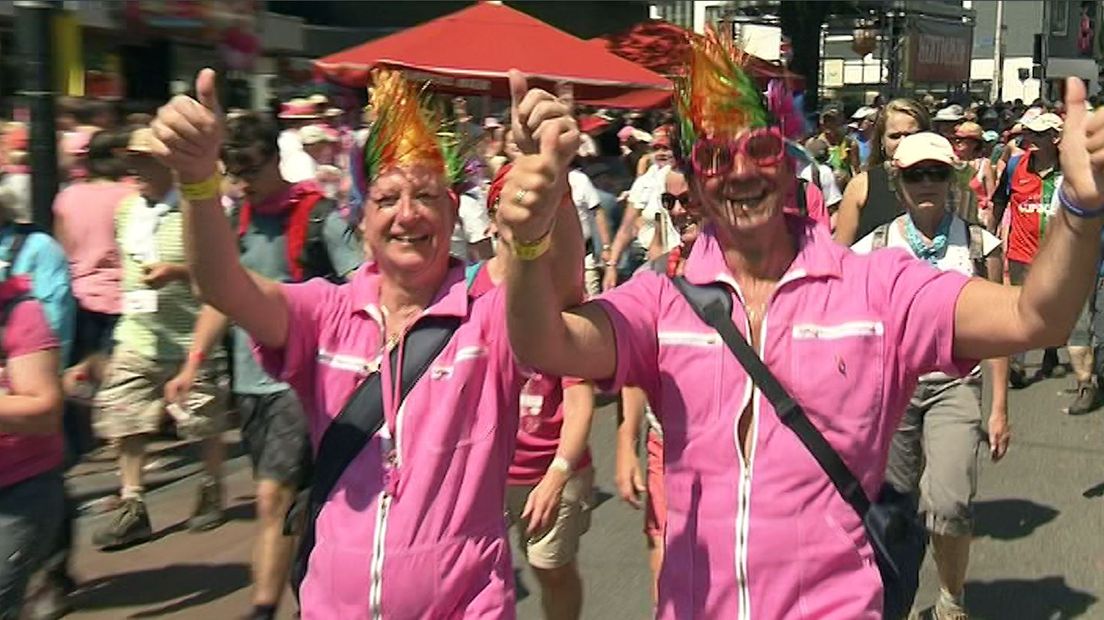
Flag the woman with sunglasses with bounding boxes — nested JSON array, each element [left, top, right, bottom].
[[851, 133, 1009, 620], [500, 26, 1104, 618], [835, 98, 932, 245]]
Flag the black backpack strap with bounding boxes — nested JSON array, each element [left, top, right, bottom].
[[870, 222, 891, 251], [288, 314, 462, 594], [670, 276, 872, 517], [796, 178, 809, 217]]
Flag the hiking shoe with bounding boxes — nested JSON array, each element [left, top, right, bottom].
[[1069, 380, 1098, 415], [931, 597, 970, 620], [187, 479, 225, 532], [26, 580, 72, 620], [1009, 364, 1028, 389], [92, 497, 152, 549]]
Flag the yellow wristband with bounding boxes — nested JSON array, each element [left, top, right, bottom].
[[180, 174, 220, 202], [512, 230, 552, 261]]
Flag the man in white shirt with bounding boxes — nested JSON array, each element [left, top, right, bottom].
[[800, 137, 844, 212], [276, 99, 320, 184], [568, 167, 610, 296], [449, 190, 494, 262]]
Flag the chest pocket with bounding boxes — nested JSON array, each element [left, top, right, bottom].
[[656, 330, 725, 435], [420, 343, 498, 453], [789, 321, 885, 438]]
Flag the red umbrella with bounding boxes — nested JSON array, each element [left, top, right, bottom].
[[314, 2, 671, 109]]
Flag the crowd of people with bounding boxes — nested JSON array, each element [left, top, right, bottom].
[[1, 26, 1103, 620]]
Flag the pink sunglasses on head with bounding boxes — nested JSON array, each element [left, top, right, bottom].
[[690, 127, 785, 178]]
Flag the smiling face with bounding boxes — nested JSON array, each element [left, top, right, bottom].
[[360, 164, 456, 278], [690, 129, 793, 240], [664, 170, 700, 247]]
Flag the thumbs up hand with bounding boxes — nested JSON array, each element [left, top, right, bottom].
[[150, 68, 224, 184], [1059, 76, 1104, 212], [497, 70, 580, 246]]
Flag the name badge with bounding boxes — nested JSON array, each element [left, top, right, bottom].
[[123, 290, 158, 314], [520, 393, 544, 414]]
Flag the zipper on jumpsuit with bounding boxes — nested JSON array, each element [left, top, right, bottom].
[[726, 270, 805, 620], [368, 325, 414, 619], [727, 278, 756, 620]]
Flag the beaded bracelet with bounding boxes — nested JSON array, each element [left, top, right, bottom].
[[1058, 189, 1104, 219]]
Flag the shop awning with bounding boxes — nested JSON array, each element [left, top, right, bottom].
[[313, 2, 672, 109]]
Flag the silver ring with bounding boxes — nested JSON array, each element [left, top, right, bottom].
[[512, 189, 529, 205]]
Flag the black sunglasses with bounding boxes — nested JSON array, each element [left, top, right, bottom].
[[661, 192, 691, 210], [900, 165, 953, 183]]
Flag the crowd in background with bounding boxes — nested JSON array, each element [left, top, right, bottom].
[[0, 73, 1100, 620]]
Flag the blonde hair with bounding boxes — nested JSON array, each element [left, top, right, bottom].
[[870, 99, 931, 167]]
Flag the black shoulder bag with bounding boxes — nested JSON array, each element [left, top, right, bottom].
[[287, 315, 462, 596], [671, 277, 925, 620]]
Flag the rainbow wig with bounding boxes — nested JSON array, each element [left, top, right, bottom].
[[672, 28, 811, 168], [362, 68, 472, 186]]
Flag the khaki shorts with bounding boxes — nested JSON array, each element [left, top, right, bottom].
[[505, 465, 595, 570], [93, 347, 229, 441], [885, 378, 983, 538]]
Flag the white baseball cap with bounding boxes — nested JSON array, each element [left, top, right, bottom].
[[851, 106, 877, 120], [299, 124, 337, 145], [1021, 112, 1063, 133], [933, 105, 965, 122], [893, 132, 957, 168]]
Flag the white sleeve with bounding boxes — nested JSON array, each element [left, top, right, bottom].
[[819, 165, 844, 207], [459, 194, 491, 243], [627, 173, 650, 210]]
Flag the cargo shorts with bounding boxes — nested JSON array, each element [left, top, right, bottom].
[[885, 377, 984, 538], [93, 347, 229, 441], [505, 466, 595, 570]]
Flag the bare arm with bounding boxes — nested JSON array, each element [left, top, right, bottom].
[[555, 381, 596, 468], [955, 209, 1103, 360], [615, 385, 648, 509], [834, 170, 868, 245], [0, 349, 62, 435], [151, 69, 290, 349]]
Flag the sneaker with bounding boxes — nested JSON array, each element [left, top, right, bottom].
[[187, 479, 225, 532], [1069, 380, 1098, 415], [92, 497, 152, 549]]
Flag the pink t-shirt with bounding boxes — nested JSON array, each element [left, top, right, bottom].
[[255, 261, 523, 619], [53, 181, 131, 315], [595, 216, 975, 619], [509, 374, 593, 485], [0, 298, 62, 488]]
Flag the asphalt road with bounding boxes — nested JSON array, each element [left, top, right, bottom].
[[64, 353, 1104, 619]]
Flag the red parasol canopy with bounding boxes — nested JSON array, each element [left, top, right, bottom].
[[592, 19, 805, 90], [314, 2, 672, 109]]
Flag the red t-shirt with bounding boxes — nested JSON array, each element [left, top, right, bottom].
[[466, 263, 593, 485], [1006, 155, 1060, 265], [0, 299, 62, 488]]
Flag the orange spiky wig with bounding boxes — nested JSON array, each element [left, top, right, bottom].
[[361, 69, 471, 188]]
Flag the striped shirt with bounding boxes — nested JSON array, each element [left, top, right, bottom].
[[111, 192, 199, 361]]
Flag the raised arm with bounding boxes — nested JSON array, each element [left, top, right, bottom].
[[498, 71, 617, 380], [149, 68, 289, 349], [955, 79, 1104, 362]]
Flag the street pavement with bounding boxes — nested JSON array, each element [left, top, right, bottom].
[[63, 353, 1104, 619]]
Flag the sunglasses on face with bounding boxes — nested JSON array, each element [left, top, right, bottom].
[[900, 165, 952, 183], [690, 128, 785, 178], [661, 192, 692, 211]]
